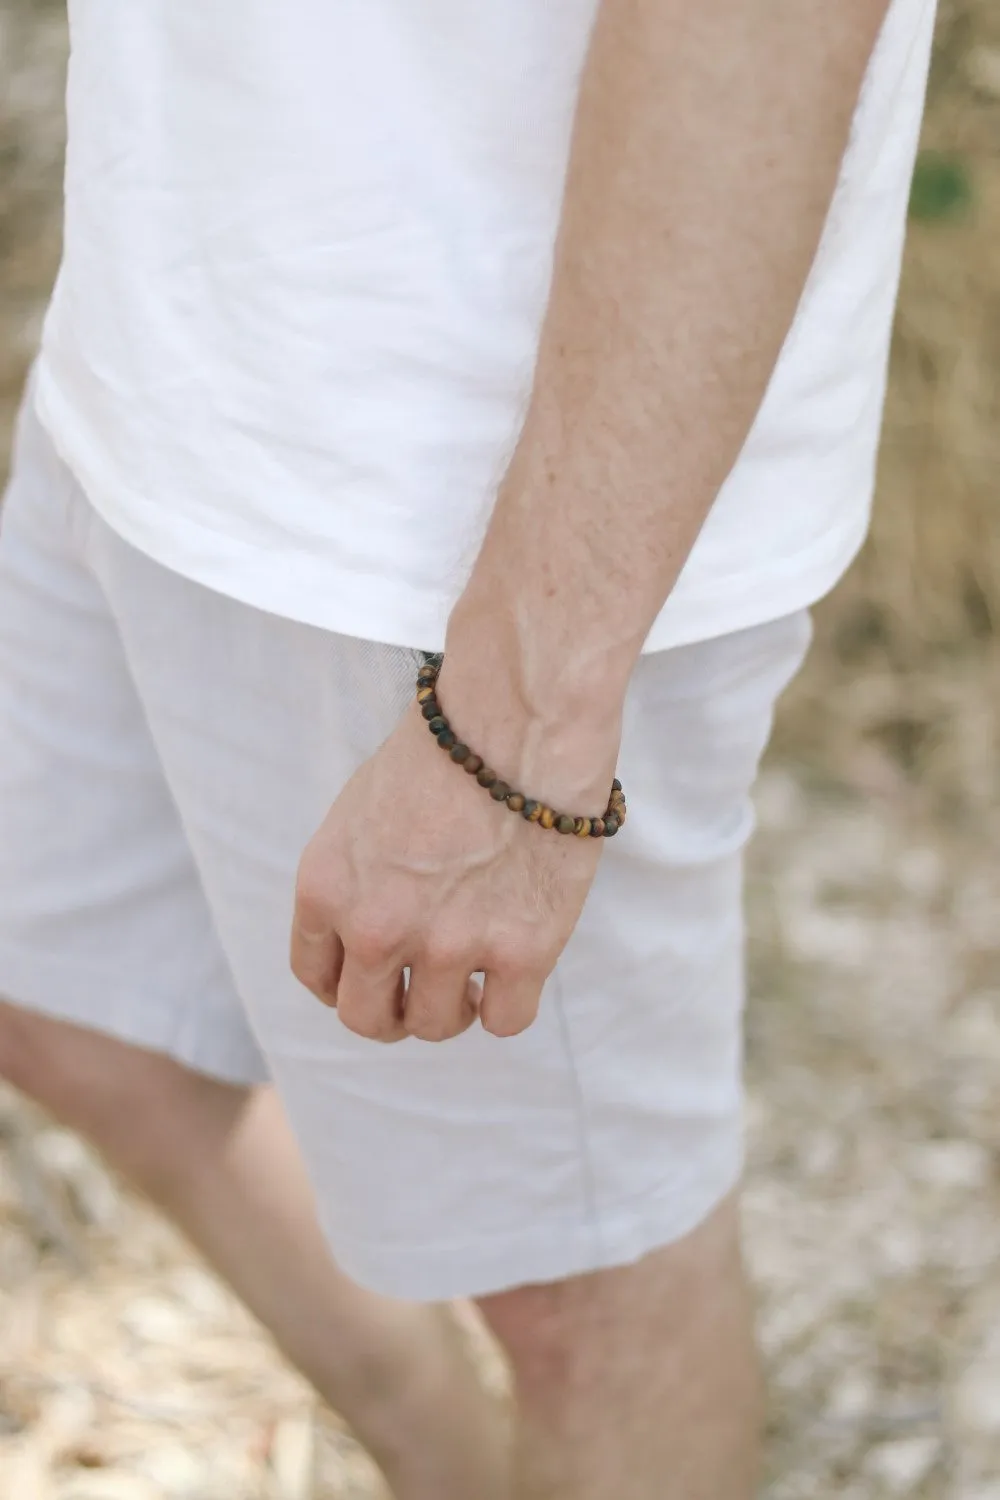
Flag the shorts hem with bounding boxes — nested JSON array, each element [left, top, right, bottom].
[[0, 937, 268, 1087], [323, 1137, 744, 1303]]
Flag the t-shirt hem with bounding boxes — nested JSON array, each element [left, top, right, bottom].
[[34, 364, 870, 657]]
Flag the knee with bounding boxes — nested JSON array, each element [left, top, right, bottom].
[[0, 998, 206, 1195], [478, 1280, 590, 1402], [478, 1200, 746, 1403]]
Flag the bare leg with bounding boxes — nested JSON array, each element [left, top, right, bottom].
[[479, 1194, 760, 1500], [0, 1001, 508, 1500]]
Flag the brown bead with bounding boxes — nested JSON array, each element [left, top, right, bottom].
[[489, 780, 511, 802], [417, 672, 437, 689], [428, 716, 447, 735], [450, 742, 470, 763], [416, 685, 436, 703], [590, 818, 605, 837], [603, 815, 620, 837], [421, 699, 441, 719], [522, 800, 542, 821], [507, 792, 526, 812], [476, 766, 497, 788], [539, 807, 556, 829], [556, 814, 576, 835], [437, 730, 456, 750], [612, 778, 623, 793], [463, 754, 484, 775], [575, 817, 591, 837]]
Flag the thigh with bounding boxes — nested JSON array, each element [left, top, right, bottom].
[[87, 502, 810, 1302], [0, 397, 265, 1084]]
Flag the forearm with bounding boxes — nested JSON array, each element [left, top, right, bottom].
[[446, 0, 890, 733]]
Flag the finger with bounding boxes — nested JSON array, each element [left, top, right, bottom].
[[404, 968, 481, 1043], [290, 922, 344, 1007], [336, 954, 408, 1043], [479, 970, 544, 1038]]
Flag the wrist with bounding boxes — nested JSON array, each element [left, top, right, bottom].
[[445, 572, 638, 728], [438, 594, 629, 815]]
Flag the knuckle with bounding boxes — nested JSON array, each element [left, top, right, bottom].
[[487, 939, 546, 981], [405, 1012, 458, 1044], [338, 1004, 392, 1043], [293, 875, 334, 935], [344, 915, 397, 967], [488, 1009, 535, 1039], [289, 938, 328, 992], [484, 1012, 529, 1040], [420, 934, 472, 973]]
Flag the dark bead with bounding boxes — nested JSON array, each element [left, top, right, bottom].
[[476, 766, 497, 788], [428, 716, 447, 734], [603, 816, 620, 837], [450, 743, 470, 763], [437, 730, 457, 751], [463, 754, 484, 775], [507, 793, 526, 813], [421, 699, 441, 720], [521, 800, 541, 821], [556, 814, 576, 835], [489, 780, 511, 802], [612, 778, 622, 793], [416, 685, 436, 704], [590, 818, 605, 837], [417, 666, 437, 683]]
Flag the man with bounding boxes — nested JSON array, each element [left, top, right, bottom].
[[0, 0, 936, 1495]]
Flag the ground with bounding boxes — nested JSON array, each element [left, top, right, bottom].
[[0, 3, 998, 1497]]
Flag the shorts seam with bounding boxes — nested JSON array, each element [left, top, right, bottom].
[[552, 963, 605, 1266]]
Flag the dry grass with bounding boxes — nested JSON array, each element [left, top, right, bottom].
[[776, 0, 1000, 809], [857, 0, 1000, 654]]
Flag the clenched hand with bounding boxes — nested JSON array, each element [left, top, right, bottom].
[[290, 674, 617, 1043]]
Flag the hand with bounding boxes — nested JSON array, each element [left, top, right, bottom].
[[290, 672, 618, 1044]]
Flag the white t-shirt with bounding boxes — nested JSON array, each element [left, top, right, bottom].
[[36, 0, 936, 653]]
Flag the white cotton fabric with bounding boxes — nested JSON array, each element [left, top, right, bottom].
[[0, 402, 811, 1300], [35, 0, 936, 654]]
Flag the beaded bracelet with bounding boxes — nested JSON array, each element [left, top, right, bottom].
[[416, 655, 626, 837]]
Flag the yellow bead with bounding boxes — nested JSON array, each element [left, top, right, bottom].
[[575, 818, 591, 837], [539, 807, 556, 829]]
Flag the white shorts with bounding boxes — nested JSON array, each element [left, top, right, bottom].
[[0, 398, 812, 1301]]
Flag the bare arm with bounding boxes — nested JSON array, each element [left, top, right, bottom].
[[445, 0, 890, 748], [292, 0, 892, 1043]]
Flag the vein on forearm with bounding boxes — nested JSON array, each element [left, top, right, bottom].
[[454, 0, 892, 705]]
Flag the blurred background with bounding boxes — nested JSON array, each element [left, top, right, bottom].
[[0, 1, 997, 1496]]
